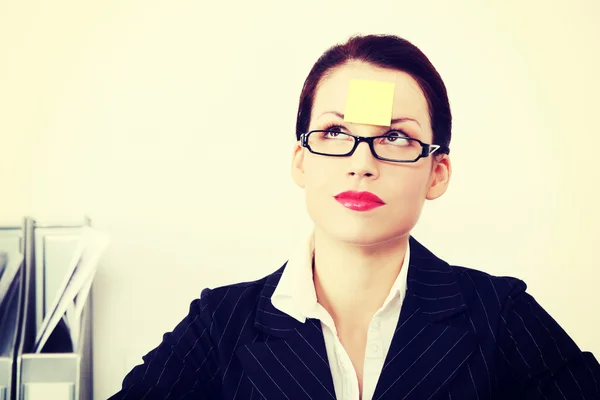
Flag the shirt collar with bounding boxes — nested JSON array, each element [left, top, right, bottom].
[[271, 231, 411, 323]]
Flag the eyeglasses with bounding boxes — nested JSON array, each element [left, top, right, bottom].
[[299, 130, 449, 163]]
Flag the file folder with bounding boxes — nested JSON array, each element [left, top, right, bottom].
[[0, 252, 7, 280], [0, 268, 24, 400], [0, 227, 23, 309], [32, 225, 83, 340], [0, 226, 24, 400], [15, 218, 94, 400], [20, 300, 92, 400]]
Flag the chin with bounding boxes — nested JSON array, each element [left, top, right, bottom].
[[332, 226, 409, 247], [312, 214, 412, 248], [306, 198, 417, 246]]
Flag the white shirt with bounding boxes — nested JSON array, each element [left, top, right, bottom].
[[271, 232, 410, 400]]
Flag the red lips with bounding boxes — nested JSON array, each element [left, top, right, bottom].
[[333, 191, 385, 211]]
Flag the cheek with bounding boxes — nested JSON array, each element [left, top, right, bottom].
[[302, 155, 339, 192], [386, 167, 432, 199], [301, 158, 342, 223], [375, 169, 431, 237], [380, 169, 430, 218]]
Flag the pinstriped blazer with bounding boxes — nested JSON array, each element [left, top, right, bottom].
[[109, 236, 600, 399]]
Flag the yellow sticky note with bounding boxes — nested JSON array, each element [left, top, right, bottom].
[[344, 79, 395, 126]]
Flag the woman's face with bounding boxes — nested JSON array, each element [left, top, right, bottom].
[[292, 61, 450, 247]]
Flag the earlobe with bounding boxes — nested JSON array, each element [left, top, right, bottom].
[[426, 156, 451, 200], [291, 142, 306, 189]]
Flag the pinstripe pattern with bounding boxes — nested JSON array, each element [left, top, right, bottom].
[[269, 230, 409, 400], [109, 236, 600, 399]]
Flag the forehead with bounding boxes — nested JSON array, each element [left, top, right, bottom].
[[311, 61, 431, 129]]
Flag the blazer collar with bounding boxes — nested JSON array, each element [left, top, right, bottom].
[[254, 235, 466, 336], [237, 236, 474, 400], [269, 230, 412, 326], [404, 236, 467, 322]]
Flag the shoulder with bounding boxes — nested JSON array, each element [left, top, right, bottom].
[[451, 264, 527, 306], [409, 236, 527, 309], [200, 263, 284, 309], [451, 266, 600, 391], [440, 268, 600, 394], [194, 264, 285, 336], [443, 264, 531, 336]]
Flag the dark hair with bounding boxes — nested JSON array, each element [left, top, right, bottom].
[[295, 34, 451, 155]]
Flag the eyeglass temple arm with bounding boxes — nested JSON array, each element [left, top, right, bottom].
[[426, 144, 450, 156]]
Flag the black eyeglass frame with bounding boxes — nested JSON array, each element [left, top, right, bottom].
[[299, 130, 450, 163]]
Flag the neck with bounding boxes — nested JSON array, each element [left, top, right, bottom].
[[312, 227, 409, 327]]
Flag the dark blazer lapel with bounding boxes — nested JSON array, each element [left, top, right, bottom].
[[235, 265, 337, 400], [373, 236, 476, 400]]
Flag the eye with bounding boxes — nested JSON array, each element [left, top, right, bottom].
[[321, 124, 350, 140], [381, 130, 411, 146], [323, 124, 347, 133], [387, 130, 408, 138]]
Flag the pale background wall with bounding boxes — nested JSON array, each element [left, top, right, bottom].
[[1, 0, 599, 398]]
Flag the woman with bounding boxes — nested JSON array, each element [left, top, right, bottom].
[[110, 34, 600, 399]]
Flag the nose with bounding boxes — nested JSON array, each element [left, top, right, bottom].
[[348, 140, 379, 178]]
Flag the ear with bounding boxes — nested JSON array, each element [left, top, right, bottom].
[[291, 141, 306, 189], [426, 155, 451, 200]]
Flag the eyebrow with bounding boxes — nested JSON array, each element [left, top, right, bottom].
[[320, 111, 421, 127]]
